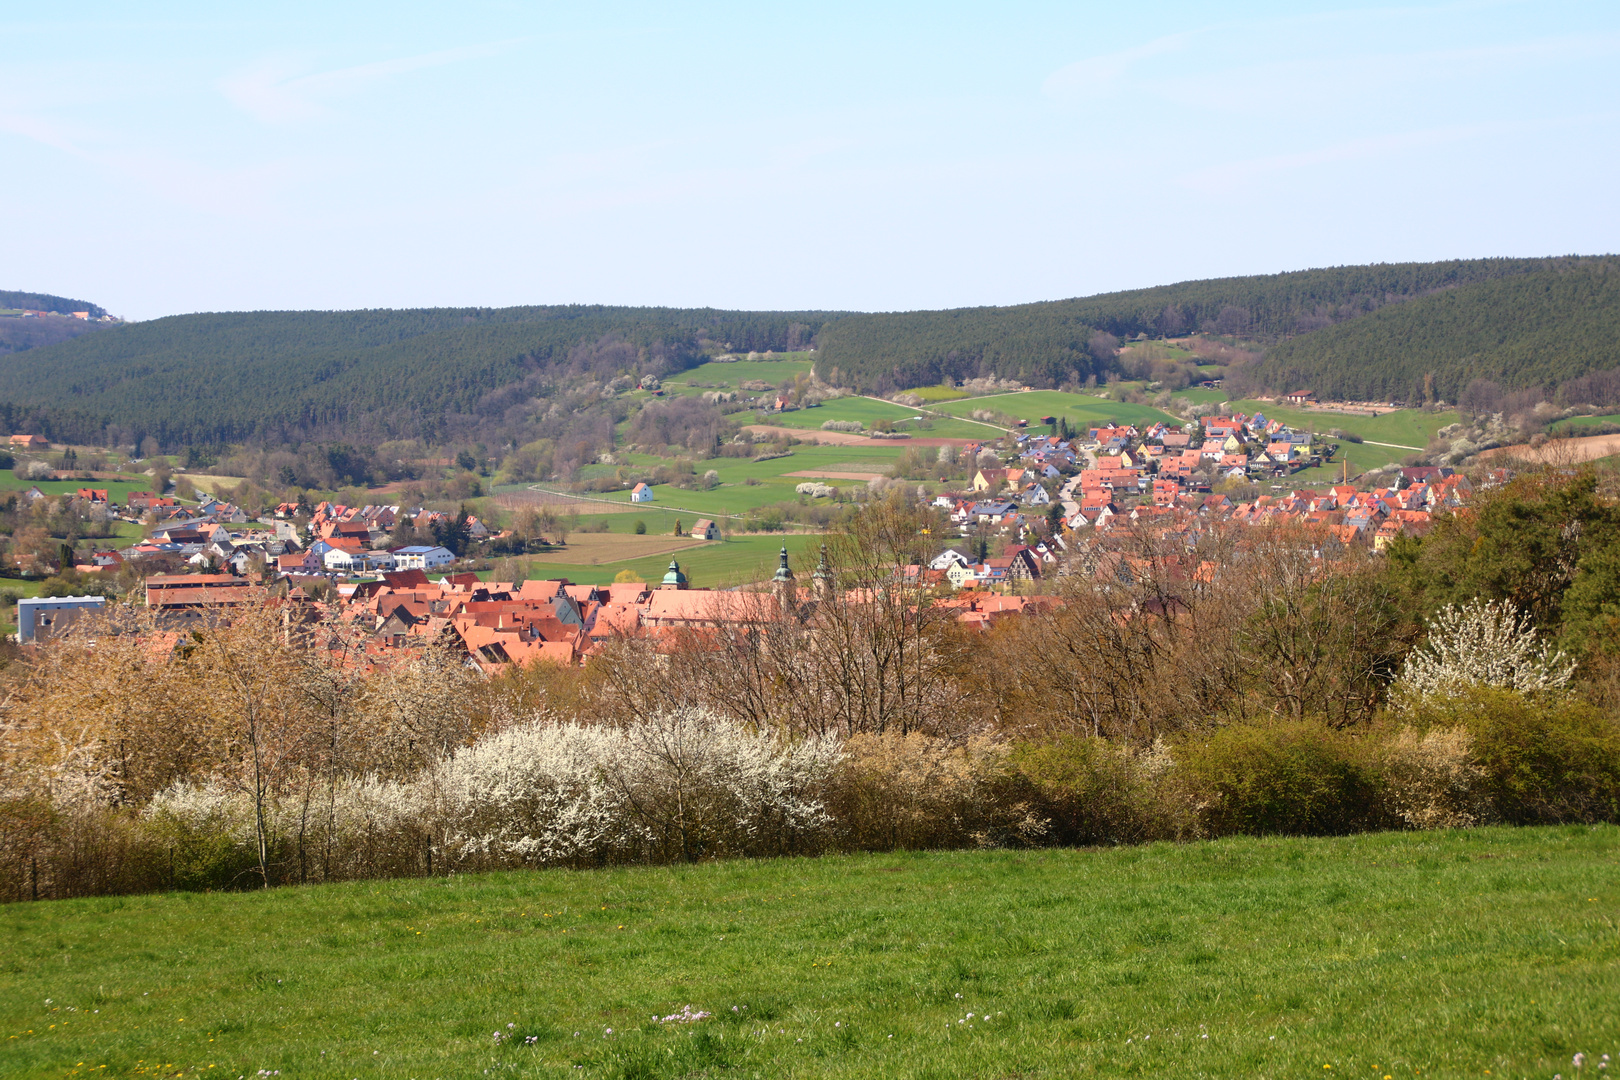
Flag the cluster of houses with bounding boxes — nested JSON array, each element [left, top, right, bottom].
[[913, 413, 1482, 589], [69, 496, 489, 583], [129, 547, 1062, 672]]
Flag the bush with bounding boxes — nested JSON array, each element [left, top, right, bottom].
[[828, 734, 1045, 851], [634, 520, 647, 534], [1178, 720, 1389, 837], [1006, 736, 1182, 845], [1403, 687, 1620, 824]]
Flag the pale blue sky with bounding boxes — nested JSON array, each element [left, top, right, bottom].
[[4, 2, 1618, 319]]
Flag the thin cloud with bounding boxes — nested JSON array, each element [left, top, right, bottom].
[[1181, 111, 1619, 192], [1042, 32, 1194, 101], [220, 40, 525, 124]]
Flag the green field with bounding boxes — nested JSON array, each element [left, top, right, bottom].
[[660, 354, 816, 397], [1551, 414, 1620, 434], [935, 389, 1178, 430], [507, 533, 823, 587], [0, 474, 153, 504], [1224, 401, 1457, 449], [907, 384, 969, 402], [522, 446, 910, 519], [4, 827, 1615, 1078], [759, 397, 921, 431]]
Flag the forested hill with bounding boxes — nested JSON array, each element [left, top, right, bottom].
[[1247, 262, 1620, 403], [0, 305, 842, 446], [0, 289, 107, 317], [812, 257, 1609, 394]]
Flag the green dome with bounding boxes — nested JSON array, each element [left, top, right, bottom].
[[661, 558, 688, 587]]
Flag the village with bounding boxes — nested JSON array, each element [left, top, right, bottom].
[[8, 407, 1488, 671]]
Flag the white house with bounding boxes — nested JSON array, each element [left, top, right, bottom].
[[392, 545, 456, 571], [689, 518, 721, 541], [630, 482, 654, 503]]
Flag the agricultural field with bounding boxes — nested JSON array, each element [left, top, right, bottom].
[[1552, 414, 1620, 433], [934, 389, 1178, 430], [0, 473, 153, 505], [3, 826, 1615, 1078], [499, 533, 823, 587], [504, 446, 910, 520], [759, 396, 921, 431], [1223, 400, 1457, 450], [659, 354, 815, 397]]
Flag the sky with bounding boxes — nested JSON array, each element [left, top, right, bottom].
[[3, 1, 1619, 320]]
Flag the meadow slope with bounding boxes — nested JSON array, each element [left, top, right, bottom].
[[3, 826, 1616, 1078]]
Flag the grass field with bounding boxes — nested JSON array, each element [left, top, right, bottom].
[[660, 355, 815, 397], [1222, 401, 1458, 449], [501, 533, 823, 587], [507, 446, 910, 522], [3, 826, 1615, 1078], [934, 390, 1178, 430], [0, 474, 152, 504], [1551, 414, 1620, 434], [760, 397, 922, 431]]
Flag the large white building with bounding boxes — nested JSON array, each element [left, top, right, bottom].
[[392, 545, 456, 571]]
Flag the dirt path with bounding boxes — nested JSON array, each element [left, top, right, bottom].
[[782, 469, 884, 481]]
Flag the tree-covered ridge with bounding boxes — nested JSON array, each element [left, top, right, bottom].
[[813, 257, 1613, 393], [0, 289, 106, 317], [1249, 262, 1620, 403], [0, 305, 845, 446]]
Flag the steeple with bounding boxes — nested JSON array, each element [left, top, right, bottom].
[[660, 557, 689, 590], [771, 545, 794, 584], [813, 543, 832, 598]]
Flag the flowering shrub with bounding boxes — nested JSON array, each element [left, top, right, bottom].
[[1394, 599, 1575, 706]]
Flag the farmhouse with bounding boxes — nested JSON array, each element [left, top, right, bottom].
[[9, 433, 49, 450], [689, 518, 721, 541], [630, 482, 654, 503]]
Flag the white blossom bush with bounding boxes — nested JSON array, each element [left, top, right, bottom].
[[431, 709, 841, 867], [1392, 599, 1575, 706], [428, 721, 634, 866]]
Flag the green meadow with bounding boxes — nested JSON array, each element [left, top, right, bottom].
[[532, 446, 910, 517], [659, 355, 816, 396], [0, 473, 153, 504], [504, 533, 824, 587], [934, 389, 1178, 430], [3, 826, 1615, 1078]]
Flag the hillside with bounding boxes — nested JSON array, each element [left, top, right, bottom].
[[0, 288, 113, 358], [0, 288, 107, 317], [813, 257, 1605, 393], [3, 828, 1614, 1077], [0, 306, 842, 446], [1250, 261, 1620, 403]]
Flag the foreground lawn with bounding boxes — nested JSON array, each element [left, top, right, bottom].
[[3, 827, 1616, 1078]]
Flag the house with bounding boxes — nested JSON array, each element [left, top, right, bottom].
[[1283, 390, 1317, 406], [929, 548, 973, 572], [9, 434, 49, 450], [689, 518, 721, 541], [392, 545, 457, 571], [630, 482, 654, 503]]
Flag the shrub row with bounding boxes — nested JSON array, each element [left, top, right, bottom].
[[3, 689, 1616, 902]]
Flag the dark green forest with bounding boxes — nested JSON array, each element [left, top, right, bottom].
[[3, 256, 1616, 451], [0, 289, 107, 317], [1248, 261, 1620, 403], [0, 305, 841, 447], [813, 257, 1613, 393]]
